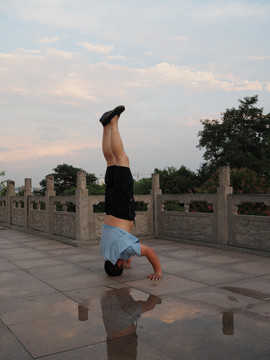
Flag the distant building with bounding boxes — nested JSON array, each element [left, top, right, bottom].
[[96, 178, 105, 186]]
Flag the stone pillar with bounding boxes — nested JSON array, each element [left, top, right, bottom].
[[217, 166, 233, 245], [24, 178, 33, 228], [76, 171, 90, 242], [6, 181, 15, 224], [150, 173, 162, 236], [45, 175, 55, 234]]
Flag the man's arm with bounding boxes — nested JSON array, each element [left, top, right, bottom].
[[140, 245, 162, 281]]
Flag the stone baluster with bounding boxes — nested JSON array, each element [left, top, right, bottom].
[[76, 171, 89, 242], [150, 173, 162, 236], [6, 180, 15, 224], [217, 166, 233, 245], [45, 175, 55, 234], [24, 178, 32, 227]]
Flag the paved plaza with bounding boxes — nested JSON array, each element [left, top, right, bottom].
[[1, 226, 270, 359]]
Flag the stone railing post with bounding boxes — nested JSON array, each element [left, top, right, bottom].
[[150, 173, 162, 236], [6, 180, 15, 224], [217, 166, 233, 245], [76, 171, 90, 242], [24, 178, 33, 228], [45, 175, 55, 234]]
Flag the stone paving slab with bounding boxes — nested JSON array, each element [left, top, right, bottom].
[[0, 269, 57, 299], [0, 320, 33, 360], [1, 227, 270, 359], [27, 263, 115, 291]]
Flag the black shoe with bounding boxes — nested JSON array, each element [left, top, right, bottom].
[[99, 105, 125, 126]]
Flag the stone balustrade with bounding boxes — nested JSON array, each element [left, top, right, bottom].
[[0, 167, 270, 253]]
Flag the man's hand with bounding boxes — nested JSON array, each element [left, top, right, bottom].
[[140, 245, 162, 281], [147, 272, 162, 281]]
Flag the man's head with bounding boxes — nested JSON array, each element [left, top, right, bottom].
[[104, 260, 123, 276]]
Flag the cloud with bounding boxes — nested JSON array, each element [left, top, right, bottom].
[[77, 41, 114, 54], [0, 47, 264, 104], [46, 83, 97, 102], [134, 63, 263, 92], [192, 1, 269, 21], [16, 48, 41, 55], [46, 48, 74, 59], [176, 36, 188, 41], [38, 37, 60, 43], [0, 142, 100, 163], [106, 55, 126, 60], [248, 55, 270, 61]]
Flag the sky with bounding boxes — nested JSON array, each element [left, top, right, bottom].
[[1, 0, 270, 188]]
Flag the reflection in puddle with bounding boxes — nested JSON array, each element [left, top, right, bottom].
[[74, 288, 270, 358], [222, 311, 234, 335], [78, 304, 88, 321], [78, 287, 161, 359]]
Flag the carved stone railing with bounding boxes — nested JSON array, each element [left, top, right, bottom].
[[157, 194, 217, 244], [0, 197, 7, 223], [0, 171, 156, 243], [28, 196, 46, 232], [50, 195, 76, 239], [1, 167, 270, 253], [10, 196, 25, 227], [88, 194, 154, 241], [228, 194, 270, 252]]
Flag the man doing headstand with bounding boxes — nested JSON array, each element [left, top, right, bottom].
[[99, 105, 162, 281]]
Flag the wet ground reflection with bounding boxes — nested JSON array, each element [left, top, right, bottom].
[[74, 286, 270, 360], [222, 311, 234, 335], [78, 287, 161, 359]]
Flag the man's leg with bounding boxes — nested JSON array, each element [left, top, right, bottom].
[[110, 116, 129, 167], [102, 124, 116, 166]]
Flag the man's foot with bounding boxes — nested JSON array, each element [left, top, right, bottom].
[[99, 105, 125, 127]]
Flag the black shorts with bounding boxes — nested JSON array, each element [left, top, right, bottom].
[[105, 165, 136, 221]]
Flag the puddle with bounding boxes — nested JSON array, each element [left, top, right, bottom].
[[74, 287, 270, 359], [6, 286, 270, 359], [78, 287, 162, 358], [78, 287, 162, 337]]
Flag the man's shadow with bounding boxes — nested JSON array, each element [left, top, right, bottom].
[[78, 287, 161, 359]]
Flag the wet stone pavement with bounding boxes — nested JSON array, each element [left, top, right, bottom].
[[1, 227, 270, 360]]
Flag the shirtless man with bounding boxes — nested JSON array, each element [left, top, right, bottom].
[[99, 105, 162, 281]]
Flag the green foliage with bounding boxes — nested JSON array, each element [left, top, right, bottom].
[[197, 95, 270, 176], [0, 171, 6, 196], [189, 202, 213, 213], [154, 166, 199, 194], [39, 164, 97, 195], [164, 201, 213, 213], [195, 167, 270, 194], [164, 201, 184, 212], [17, 189, 25, 196], [134, 178, 151, 195], [87, 183, 106, 195], [135, 201, 147, 211], [237, 202, 270, 216], [93, 202, 105, 213], [195, 167, 270, 216]]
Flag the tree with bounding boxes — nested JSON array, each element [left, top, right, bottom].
[[0, 171, 7, 196], [197, 95, 270, 177], [39, 164, 97, 195], [154, 166, 199, 194], [134, 178, 151, 195], [195, 167, 270, 216], [195, 167, 270, 194]]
